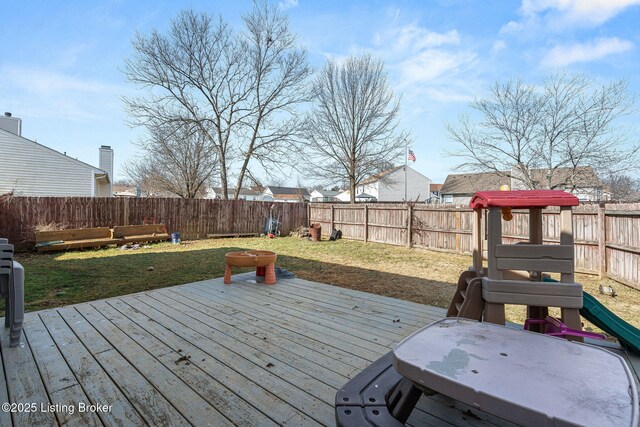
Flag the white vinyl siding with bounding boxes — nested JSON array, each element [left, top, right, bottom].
[[376, 167, 432, 202], [0, 130, 98, 196]]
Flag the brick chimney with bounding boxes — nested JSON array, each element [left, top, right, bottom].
[[0, 112, 22, 136], [99, 145, 114, 196]]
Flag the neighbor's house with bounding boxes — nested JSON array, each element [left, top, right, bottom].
[[338, 166, 432, 202], [262, 186, 310, 202], [429, 183, 443, 203], [113, 184, 139, 198], [0, 113, 113, 197], [309, 189, 340, 202], [206, 187, 262, 200], [440, 167, 610, 205]]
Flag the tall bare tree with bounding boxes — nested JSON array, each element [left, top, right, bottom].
[[233, 2, 312, 199], [124, 122, 218, 198], [447, 73, 639, 190], [303, 54, 410, 203], [123, 2, 310, 199]]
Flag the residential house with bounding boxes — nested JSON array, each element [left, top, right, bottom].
[[206, 187, 261, 200], [440, 172, 509, 205], [0, 113, 113, 197], [309, 189, 340, 202], [429, 183, 443, 203], [113, 184, 139, 198], [440, 166, 610, 205], [347, 166, 432, 202], [262, 186, 310, 202], [335, 190, 351, 202]]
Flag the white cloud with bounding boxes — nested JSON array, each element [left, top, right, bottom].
[[541, 37, 634, 66], [3, 67, 116, 94], [513, 0, 640, 29], [0, 66, 124, 121], [278, 0, 299, 10], [397, 49, 477, 87], [492, 40, 507, 52], [367, 22, 477, 103]]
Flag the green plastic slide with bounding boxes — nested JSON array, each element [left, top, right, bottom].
[[580, 291, 640, 355]]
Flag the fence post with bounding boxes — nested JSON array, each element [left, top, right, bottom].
[[598, 203, 606, 278], [330, 205, 335, 232], [364, 205, 369, 242], [307, 203, 311, 227], [407, 204, 413, 248], [455, 210, 461, 252], [123, 199, 129, 226]]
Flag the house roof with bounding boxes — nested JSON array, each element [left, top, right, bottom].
[[360, 166, 405, 185], [527, 167, 602, 189], [0, 128, 107, 176], [441, 172, 510, 195], [266, 186, 310, 196], [312, 189, 340, 196], [441, 167, 602, 195], [211, 187, 260, 196], [355, 192, 376, 199], [430, 183, 443, 192]]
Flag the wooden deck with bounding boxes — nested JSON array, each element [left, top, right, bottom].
[[1, 273, 638, 426]]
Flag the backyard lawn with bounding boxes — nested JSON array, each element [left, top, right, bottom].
[[13, 236, 640, 331]]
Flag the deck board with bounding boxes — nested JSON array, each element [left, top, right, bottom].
[[0, 272, 637, 426]]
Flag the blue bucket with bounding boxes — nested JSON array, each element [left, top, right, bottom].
[[171, 232, 181, 244]]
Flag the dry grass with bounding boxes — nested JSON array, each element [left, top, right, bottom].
[[13, 237, 640, 333]]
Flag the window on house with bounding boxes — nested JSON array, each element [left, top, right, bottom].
[[444, 195, 453, 204]]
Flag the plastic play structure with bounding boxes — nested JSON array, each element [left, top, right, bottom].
[[447, 189, 640, 352], [335, 190, 639, 426], [449, 190, 584, 330]]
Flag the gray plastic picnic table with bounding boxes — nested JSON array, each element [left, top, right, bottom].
[[394, 318, 638, 427]]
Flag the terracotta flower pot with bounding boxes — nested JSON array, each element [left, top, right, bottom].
[[309, 223, 322, 242]]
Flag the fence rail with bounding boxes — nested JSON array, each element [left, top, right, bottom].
[[1, 196, 637, 289], [310, 202, 640, 290], [0, 196, 307, 250]]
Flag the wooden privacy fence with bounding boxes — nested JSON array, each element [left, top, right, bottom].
[[309, 203, 640, 290], [0, 196, 307, 250]]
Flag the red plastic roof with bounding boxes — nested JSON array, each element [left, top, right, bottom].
[[469, 190, 579, 209]]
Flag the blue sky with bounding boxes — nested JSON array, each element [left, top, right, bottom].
[[2, 0, 639, 185]]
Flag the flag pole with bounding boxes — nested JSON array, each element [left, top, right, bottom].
[[404, 143, 408, 202]]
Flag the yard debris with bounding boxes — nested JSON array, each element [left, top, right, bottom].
[[120, 243, 144, 251], [147, 266, 154, 271], [266, 362, 275, 368], [599, 284, 617, 297], [174, 355, 189, 364], [289, 226, 310, 238], [275, 267, 296, 279]]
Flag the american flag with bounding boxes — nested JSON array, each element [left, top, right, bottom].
[[408, 149, 416, 162]]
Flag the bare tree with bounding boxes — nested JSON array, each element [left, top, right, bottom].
[[233, 2, 312, 199], [124, 122, 218, 198], [303, 54, 410, 203], [603, 173, 640, 201], [447, 73, 639, 190], [123, 2, 310, 200]]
